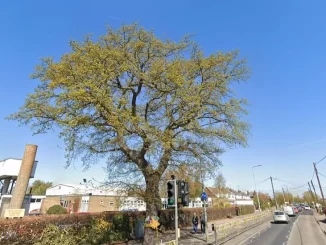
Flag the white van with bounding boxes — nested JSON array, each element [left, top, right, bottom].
[[284, 206, 295, 217]]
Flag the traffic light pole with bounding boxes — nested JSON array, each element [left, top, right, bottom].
[[174, 179, 178, 245]]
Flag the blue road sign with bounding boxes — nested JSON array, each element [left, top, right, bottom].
[[201, 192, 207, 201]]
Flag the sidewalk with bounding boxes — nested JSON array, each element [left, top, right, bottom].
[[314, 209, 326, 235], [155, 210, 272, 245]]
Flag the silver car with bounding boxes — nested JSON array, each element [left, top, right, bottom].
[[273, 210, 290, 224]]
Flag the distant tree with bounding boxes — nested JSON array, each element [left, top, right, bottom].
[[8, 24, 249, 245], [214, 173, 226, 189], [29, 180, 52, 195], [302, 191, 314, 203], [293, 195, 303, 203], [275, 192, 286, 206], [254, 192, 271, 210]]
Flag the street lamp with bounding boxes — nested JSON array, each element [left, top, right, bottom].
[[252, 165, 262, 212]]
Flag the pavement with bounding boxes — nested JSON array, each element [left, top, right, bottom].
[[313, 209, 326, 235], [287, 209, 326, 245], [153, 211, 272, 245]]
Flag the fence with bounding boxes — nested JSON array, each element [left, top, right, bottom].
[[211, 210, 272, 244]]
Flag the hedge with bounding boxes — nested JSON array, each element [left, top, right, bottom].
[[0, 205, 254, 244]]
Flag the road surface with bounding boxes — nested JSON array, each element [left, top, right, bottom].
[[237, 210, 326, 245], [287, 210, 326, 245], [240, 213, 299, 245]]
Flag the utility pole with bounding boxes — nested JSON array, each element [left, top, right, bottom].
[[281, 187, 286, 205], [286, 186, 291, 204], [308, 182, 316, 208], [314, 162, 326, 206], [270, 177, 278, 209], [252, 165, 262, 212], [311, 180, 319, 204]]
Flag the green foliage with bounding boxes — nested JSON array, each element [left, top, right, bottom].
[[46, 205, 68, 215], [253, 192, 271, 210], [29, 180, 52, 195], [8, 23, 250, 243]]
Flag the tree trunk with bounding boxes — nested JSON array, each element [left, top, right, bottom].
[[143, 173, 161, 245]]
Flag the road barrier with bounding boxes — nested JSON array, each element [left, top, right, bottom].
[[211, 210, 272, 244]]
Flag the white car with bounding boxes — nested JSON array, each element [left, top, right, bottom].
[[304, 206, 311, 210], [284, 206, 295, 217], [273, 210, 290, 224]]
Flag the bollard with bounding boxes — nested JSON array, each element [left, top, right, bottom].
[[214, 229, 218, 245]]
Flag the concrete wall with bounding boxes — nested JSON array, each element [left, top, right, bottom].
[[0, 196, 11, 217]]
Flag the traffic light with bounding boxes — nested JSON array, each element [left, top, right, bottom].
[[182, 181, 190, 206], [177, 180, 189, 206], [167, 180, 176, 207]]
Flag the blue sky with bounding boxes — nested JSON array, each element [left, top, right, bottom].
[[1, 0, 326, 196]]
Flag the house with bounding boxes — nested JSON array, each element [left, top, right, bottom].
[[41, 184, 146, 214], [205, 187, 254, 206]]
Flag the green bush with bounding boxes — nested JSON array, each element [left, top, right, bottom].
[[46, 205, 68, 215]]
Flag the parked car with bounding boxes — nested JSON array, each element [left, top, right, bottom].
[[304, 206, 311, 210], [298, 207, 303, 212], [284, 206, 295, 217], [293, 207, 299, 214], [273, 211, 290, 224]]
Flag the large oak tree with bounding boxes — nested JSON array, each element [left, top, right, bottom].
[[9, 24, 250, 244]]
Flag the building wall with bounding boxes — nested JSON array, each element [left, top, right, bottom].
[[41, 196, 81, 214], [88, 196, 119, 212], [0, 196, 11, 217], [0, 158, 37, 179]]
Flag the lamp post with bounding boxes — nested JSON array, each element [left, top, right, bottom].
[[252, 165, 262, 212]]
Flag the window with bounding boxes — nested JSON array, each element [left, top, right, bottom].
[[60, 199, 69, 208], [31, 198, 36, 203], [109, 201, 114, 206], [36, 199, 41, 203], [100, 200, 104, 205]]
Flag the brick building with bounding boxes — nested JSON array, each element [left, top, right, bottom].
[[41, 184, 146, 214]]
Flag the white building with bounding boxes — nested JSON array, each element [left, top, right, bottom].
[[205, 187, 254, 206]]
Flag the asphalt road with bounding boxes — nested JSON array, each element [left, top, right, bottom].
[[241, 212, 299, 245], [236, 210, 326, 245], [287, 209, 326, 245]]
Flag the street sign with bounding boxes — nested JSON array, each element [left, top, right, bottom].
[[201, 192, 207, 201]]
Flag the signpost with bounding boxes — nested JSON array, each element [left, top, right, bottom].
[[201, 191, 208, 242]]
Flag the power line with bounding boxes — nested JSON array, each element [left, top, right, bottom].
[[257, 178, 270, 185], [315, 155, 326, 165], [288, 183, 308, 190], [318, 171, 326, 178], [273, 178, 297, 185]]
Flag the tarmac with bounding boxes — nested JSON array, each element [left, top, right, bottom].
[[313, 209, 326, 235]]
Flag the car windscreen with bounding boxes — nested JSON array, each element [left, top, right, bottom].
[[274, 212, 284, 215]]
